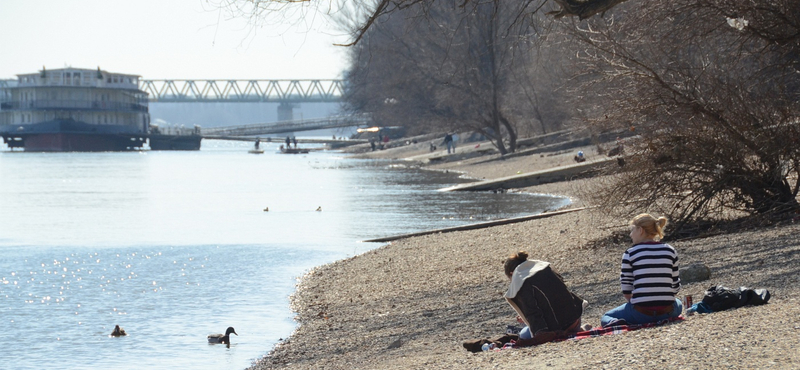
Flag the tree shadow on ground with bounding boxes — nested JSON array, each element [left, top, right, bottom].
[[584, 213, 800, 249]]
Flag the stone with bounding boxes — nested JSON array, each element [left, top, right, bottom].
[[680, 263, 711, 283]]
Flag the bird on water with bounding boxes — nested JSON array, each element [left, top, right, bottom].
[[208, 327, 237, 346], [110, 325, 127, 337]]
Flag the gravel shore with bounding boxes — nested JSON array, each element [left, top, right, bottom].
[[249, 142, 800, 369]]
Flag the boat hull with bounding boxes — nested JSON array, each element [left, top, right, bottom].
[[1, 119, 146, 152], [148, 134, 202, 151], [23, 133, 144, 152], [280, 147, 310, 154]]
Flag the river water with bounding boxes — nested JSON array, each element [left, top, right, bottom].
[[0, 141, 569, 369]]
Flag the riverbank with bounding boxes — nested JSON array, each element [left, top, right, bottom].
[[250, 141, 800, 369]]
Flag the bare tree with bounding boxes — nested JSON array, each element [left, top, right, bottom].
[[215, 0, 630, 46], [341, 1, 569, 153], [567, 0, 800, 230]]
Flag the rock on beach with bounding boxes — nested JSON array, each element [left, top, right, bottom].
[[249, 141, 800, 370]]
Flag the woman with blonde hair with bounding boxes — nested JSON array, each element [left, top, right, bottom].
[[601, 213, 683, 326]]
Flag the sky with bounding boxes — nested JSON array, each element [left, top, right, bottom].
[[0, 0, 351, 80]]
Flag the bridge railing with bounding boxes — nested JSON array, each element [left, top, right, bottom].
[[140, 79, 345, 103]]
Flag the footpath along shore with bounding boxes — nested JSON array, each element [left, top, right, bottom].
[[250, 140, 800, 370]]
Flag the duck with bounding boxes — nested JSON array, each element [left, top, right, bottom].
[[207, 327, 237, 345], [316, 206, 322, 212], [263, 207, 269, 212], [110, 325, 127, 337]]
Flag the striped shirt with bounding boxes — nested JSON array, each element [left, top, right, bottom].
[[620, 241, 680, 306]]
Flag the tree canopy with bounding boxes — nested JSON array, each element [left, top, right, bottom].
[[224, 0, 631, 45]]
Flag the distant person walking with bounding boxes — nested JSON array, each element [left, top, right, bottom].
[[285, 136, 291, 148], [292, 137, 298, 148], [443, 133, 454, 154], [254, 137, 260, 150]]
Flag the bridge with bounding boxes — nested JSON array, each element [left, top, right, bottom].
[[202, 114, 370, 136], [140, 79, 345, 122], [139, 79, 344, 103]]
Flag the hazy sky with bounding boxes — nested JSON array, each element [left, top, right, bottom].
[[0, 0, 351, 80]]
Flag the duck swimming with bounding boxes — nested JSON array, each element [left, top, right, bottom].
[[208, 327, 237, 345], [110, 325, 127, 337]]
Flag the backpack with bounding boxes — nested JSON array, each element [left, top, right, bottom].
[[701, 285, 771, 312]]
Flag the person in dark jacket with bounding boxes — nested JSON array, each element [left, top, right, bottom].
[[504, 251, 588, 345]]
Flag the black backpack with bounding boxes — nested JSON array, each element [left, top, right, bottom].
[[701, 285, 771, 311]]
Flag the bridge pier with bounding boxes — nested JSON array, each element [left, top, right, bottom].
[[277, 102, 296, 122]]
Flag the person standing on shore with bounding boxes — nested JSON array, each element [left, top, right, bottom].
[[443, 133, 454, 154], [601, 214, 682, 326], [504, 251, 587, 345]]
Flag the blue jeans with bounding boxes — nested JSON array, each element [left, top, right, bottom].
[[601, 298, 683, 327], [519, 326, 532, 340]]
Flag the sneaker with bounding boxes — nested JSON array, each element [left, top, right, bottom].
[[506, 325, 522, 335]]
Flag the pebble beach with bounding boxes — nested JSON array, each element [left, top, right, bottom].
[[249, 140, 800, 369]]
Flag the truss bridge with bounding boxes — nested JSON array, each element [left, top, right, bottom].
[[139, 79, 344, 103]]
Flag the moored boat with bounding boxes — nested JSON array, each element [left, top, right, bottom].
[[279, 145, 310, 154], [0, 67, 149, 151]]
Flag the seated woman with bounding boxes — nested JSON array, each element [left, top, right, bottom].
[[504, 251, 587, 345], [601, 214, 683, 326]]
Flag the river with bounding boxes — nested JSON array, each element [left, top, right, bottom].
[[0, 141, 569, 369]]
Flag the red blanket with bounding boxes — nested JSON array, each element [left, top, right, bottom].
[[568, 316, 684, 341], [491, 316, 684, 350]]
